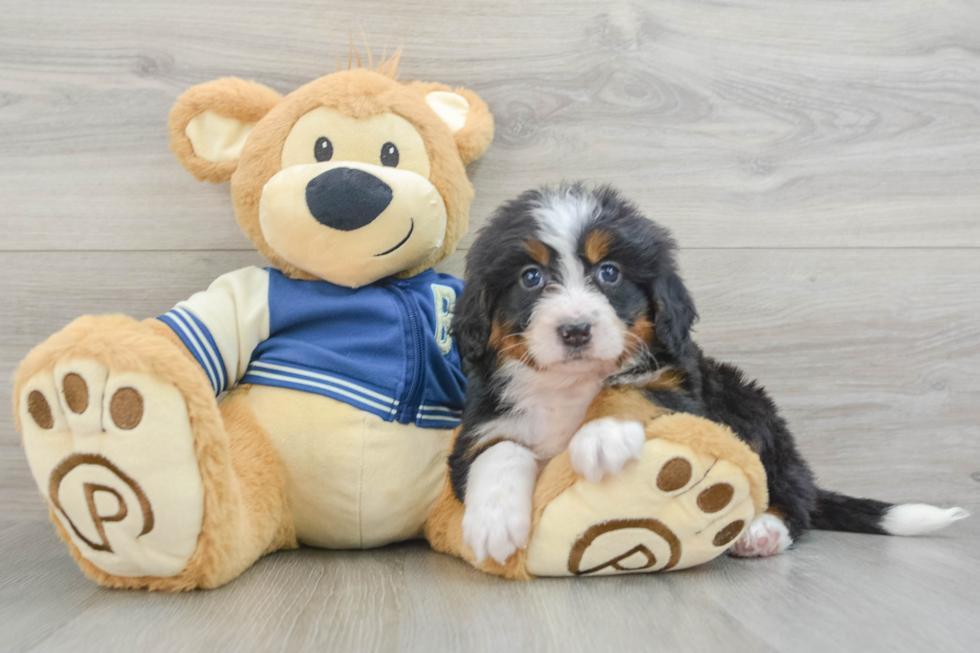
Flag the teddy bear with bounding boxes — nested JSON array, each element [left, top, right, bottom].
[[13, 58, 768, 590]]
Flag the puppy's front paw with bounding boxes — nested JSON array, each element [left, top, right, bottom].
[[462, 495, 532, 565], [569, 418, 646, 483], [729, 513, 792, 558]]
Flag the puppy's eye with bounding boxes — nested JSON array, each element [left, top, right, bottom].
[[380, 142, 399, 167], [314, 137, 333, 162], [597, 262, 620, 285], [521, 266, 543, 289]]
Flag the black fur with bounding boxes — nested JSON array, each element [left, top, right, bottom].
[[811, 489, 889, 534], [451, 184, 894, 540]]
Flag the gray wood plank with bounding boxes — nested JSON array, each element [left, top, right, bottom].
[[2, 0, 980, 251], [1, 519, 976, 653]]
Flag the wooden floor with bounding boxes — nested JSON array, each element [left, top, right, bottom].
[[1, 1, 978, 651]]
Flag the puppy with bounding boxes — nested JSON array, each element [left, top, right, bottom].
[[449, 184, 968, 565]]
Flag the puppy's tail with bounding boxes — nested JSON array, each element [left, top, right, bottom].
[[811, 489, 969, 536]]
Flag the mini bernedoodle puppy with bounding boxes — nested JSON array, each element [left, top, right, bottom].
[[449, 184, 968, 565]]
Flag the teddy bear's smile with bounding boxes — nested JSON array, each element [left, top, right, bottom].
[[375, 218, 414, 257]]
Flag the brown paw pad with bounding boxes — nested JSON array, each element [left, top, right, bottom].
[[656, 457, 693, 492], [110, 387, 143, 430], [27, 390, 54, 429], [697, 483, 734, 513], [712, 519, 746, 547], [62, 372, 89, 414]]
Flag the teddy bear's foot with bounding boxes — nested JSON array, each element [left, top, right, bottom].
[[522, 413, 768, 577], [11, 315, 278, 590], [19, 353, 205, 580]]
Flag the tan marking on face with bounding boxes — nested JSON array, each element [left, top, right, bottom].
[[619, 315, 655, 365], [524, 239, 550, 266], [488, 320, 508, 350], [490, 320, 533, 365], [583, 230, 611, 264]]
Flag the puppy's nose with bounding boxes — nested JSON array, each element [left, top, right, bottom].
[[558, 322, 592, 348], [305, 167, 393, 231]]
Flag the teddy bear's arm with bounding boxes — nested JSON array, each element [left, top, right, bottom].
[[156, 266, 272, 395]]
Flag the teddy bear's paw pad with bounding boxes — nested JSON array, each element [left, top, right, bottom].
[[525, 438, 756, 576], [19, 360, 204, 578]]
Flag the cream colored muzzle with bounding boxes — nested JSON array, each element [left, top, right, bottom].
[[259, 161, 448, 288]]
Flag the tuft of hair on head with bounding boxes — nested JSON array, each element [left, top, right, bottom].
[[348, 32, 362, 69], [359, 27, 373, 70], [333, 30, 402, 79], [375, 44, 403, 79]]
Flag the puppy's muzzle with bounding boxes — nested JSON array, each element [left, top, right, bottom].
[[558, 322, 592, 349], [306, 167, 393, 231]]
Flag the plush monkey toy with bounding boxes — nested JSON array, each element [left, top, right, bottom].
[[14, 60, 767, 589]]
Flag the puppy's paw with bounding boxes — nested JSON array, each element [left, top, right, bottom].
[[729, 513, 792, 558], [569, 418, 646, 483], [462, 441, 537, 565], [462, 494, 532, 565]]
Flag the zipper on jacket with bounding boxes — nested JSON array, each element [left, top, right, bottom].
[[387, 282, 425, 423]]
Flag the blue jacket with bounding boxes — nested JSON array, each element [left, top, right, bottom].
[[159, 267, 466, 429]]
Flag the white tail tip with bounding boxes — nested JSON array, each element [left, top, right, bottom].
[[881, 504, 970, 536]]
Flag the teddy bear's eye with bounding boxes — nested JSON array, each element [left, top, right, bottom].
[[314, 137, 333, 162], [380, 142, 399, 167]]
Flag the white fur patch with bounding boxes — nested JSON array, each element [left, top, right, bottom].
[[881, 504, 969, 536], [474, 359, 616, 460], [568, 418, 646, 483], [532, 190, 597, 279], [729, 513, 792, 558], [525, 190, 626, 369], [463, 441, 538, 564], [524, 285, 625, 368]]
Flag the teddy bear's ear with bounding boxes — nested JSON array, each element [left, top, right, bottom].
[[169, 78, 282, 183], [409, 82, 494, 165]]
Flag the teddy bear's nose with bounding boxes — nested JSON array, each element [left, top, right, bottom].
[[305, 167, 394, 231]]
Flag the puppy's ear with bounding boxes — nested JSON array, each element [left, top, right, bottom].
[[169, 78, 282, 183], [451, 277, 493, 363], [407, 82, 494, 165], [652, 270, 698, 358]]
